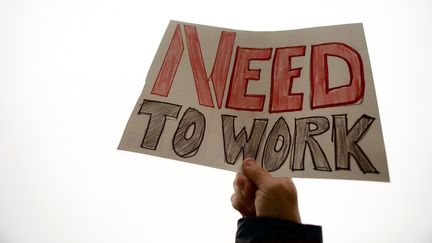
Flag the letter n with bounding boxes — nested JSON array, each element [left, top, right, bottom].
[[151, 24, 184, 97]]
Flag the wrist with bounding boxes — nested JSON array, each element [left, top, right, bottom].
[[257, 207, 301, 223]]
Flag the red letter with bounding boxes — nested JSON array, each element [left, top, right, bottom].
[[151, 24, 184, 97], [270, 46, 306, 113], [310, 42, 365, 109], [226, 47, 272, 111], [184, 25, 236, 108]]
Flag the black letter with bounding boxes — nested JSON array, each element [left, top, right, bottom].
[[332, 114, 379, 173], [292, 116, 331, 171], [221, 115, 267, 165], [262, 117, 291, 172], [172, 108, 206, 158], [139, 100, 181, 150]]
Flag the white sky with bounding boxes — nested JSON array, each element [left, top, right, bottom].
[[1, 0, 431, 242]]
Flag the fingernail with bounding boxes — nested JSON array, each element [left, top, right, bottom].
[[244, 158, 256, 167]]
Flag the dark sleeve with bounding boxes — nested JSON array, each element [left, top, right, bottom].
[[236, 217, 322, 243]]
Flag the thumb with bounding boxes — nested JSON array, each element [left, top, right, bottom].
[[242, 158, 271, 187]]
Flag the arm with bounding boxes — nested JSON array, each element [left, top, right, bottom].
[[231, 159, 323, 243]]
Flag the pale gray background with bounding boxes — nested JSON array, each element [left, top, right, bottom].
[[1, 0, 431, 242]]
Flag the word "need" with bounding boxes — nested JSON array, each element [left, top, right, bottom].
[[150, 24, 365, 113]]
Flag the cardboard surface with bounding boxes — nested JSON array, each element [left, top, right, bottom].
[[119, 20, 389, 182]]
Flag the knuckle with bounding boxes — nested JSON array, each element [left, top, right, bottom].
[[270, 181, 285, 191], [231, 194, 239, 208]]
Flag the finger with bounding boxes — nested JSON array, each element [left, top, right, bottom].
[[239, 174, 256, 200], [242, 158, 272, 188], [233, 173, 246, 197], [231, 193, 255, 217], [234, 173, 257, 198]]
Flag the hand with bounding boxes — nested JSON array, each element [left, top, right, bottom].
[[231, 158, 301, 223]]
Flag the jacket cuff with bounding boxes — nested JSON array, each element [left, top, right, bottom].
[[236, 217, 322, 243]]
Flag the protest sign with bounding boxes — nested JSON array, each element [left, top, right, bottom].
[[119, 20, 389, 182]]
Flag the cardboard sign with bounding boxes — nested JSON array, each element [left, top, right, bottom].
[[119, 20, 389, 182]]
